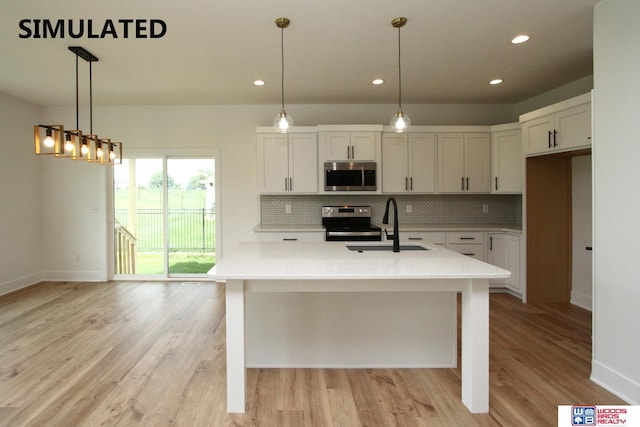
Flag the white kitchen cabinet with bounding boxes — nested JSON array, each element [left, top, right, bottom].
[[322, 131, 377, 161], [491, 125, 523, 193], [446, 232, 486, 261], [255, 231, 324, 242], [389, 231, 446, 245], [382, 133, 436, 193], [437, 133, 491, 193], [487, 233, 520, 292], [520, 93, 591, 157], [257, 131, 318, 194]]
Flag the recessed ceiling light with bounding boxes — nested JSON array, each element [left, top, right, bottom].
[[489, 79, 503, 85], [511, 35, 530, 44], [253, 80, 265, 86], [372, 79, 384, 85]]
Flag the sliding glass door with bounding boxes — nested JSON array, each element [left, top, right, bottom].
[[113, 156, 216, 277]]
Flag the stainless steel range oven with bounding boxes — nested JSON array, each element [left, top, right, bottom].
[[322, 205, 382, 241]]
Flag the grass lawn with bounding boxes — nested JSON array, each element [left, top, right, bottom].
[[115, 188, 216, 275], [136, 253, 216, 275]]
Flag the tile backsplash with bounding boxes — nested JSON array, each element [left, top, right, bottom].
[[261, 194, 521, 225]]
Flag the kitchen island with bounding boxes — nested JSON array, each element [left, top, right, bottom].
[[208, 241, 510, 414]]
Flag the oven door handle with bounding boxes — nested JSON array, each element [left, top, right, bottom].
[[361, 167, 365, 189]]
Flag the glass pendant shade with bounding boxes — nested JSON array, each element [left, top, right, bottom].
[[390, 109, 411, 133], [273, 109, 293, 133], [34, 124, 64, 155]]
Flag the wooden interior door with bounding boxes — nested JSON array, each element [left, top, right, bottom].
[[526, 155, 572, 302]]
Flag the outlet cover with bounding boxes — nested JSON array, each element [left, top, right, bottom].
[[285, 204, 292, 214]]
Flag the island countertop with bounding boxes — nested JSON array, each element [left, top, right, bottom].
[[207, 241, 510, 281]]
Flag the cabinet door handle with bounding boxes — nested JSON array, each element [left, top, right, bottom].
[[410, 177, 413, 191], [548, 130, 552, 148], [461, 177, 465, 191], [460, 237, 476, 240], [405, 177, 408, 191], [462, 253, 476, 256], [283, 238, 298, 241], [466, 177, 469, 191], [553, 130, 558, 147], [351, 146, 355, 159], [408, 237, 423, 241], [289, 177, 293, 191], [585, 246, 593, 251], [284, 177, 288, 191], [347, 146, 351, 159], [489, 236, 493, 251], [495, 177, 498, 191]]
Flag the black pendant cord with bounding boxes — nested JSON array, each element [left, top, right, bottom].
[[397, 25, 403, 110], [89, 61, 93, 134], [280, 25, 285, 110], [75, 53, 79, 130]]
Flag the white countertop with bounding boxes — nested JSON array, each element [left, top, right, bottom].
[[208, 241, 510, 281]]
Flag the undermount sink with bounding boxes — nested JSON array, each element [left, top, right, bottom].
[[346, 244, 429, 252]]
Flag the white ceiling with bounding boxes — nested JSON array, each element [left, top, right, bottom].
[[0, 0, 598, 107]]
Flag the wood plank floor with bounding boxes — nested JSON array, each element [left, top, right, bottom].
[[0, 281, 626, 426]]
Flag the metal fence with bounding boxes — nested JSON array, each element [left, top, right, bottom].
[[115, 208, 215, 253]]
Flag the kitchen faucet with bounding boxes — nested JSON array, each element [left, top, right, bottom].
[[382, 197, 400, 252]]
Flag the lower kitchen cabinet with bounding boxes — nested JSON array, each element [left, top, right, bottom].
[[446, 232, 486, 261], [255, 231, 325, 242], [397, 231, 446, 245], [487, 233, 520, 292]]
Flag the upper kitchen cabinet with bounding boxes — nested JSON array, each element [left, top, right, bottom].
[[491, 123, 523, 193], [318, 125, 382, 162], [437, 132, 491, 193], [257, 128, 318, 194], [520, 93, 592, 157], [382, 132, 436, 193]]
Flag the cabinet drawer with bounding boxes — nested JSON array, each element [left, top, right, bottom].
[[447, 232, 484, 244], [256, 232, 324, 242], [447, 243, 486, 261], [401, 232, 446, 245]]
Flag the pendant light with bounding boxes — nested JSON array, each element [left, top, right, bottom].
[[33, 46, 123, 164], [273, 17, 293, 133], [390, 17, 411, 133], [34, 124, 64, 155]]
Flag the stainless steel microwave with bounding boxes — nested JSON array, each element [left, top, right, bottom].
[[324, 161, 377, 191]]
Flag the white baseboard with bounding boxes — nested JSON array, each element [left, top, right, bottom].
[[591, 360, 640, 405], [0, 273, 42, 296], [42, 270, 106, 282], [571, 290, 593, 311]]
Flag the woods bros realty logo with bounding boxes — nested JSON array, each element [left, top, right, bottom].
[[558, 405, 640, 426], [18, 19, 167, 39]]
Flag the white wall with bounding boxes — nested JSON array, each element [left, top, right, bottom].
[[592, 0, 640, 404], [571, 155, 592, 310], [0, 93, 42, 295]]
